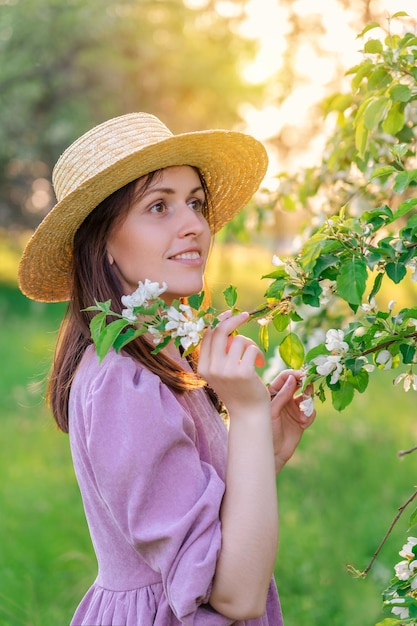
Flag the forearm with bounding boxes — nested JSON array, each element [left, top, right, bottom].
[[209, 406, 278, 620]]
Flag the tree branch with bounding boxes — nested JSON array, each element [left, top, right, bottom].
[[351, 489, 417, 578]]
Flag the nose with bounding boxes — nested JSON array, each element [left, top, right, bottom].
[[177, 202, 206, 237]]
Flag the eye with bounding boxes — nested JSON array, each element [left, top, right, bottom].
[[188, 197, 205, 212], [149, 201, 167, 214]]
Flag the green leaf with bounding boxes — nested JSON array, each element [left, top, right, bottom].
[[113, 326, 147, 352], [299, 232, 328, 272], [400, 343, 416, 364], [390, 83, 412, 103], [355, 117, 368, 158], [368, 272, 383, 301], [289, 311, 303, 323], [223, 285, 237, 307], [382, 103, 405, 135], [272, 313, 290, 332], [386, 261, 407, 284], [408, 506, 417, 529], [259, 323, 269, 352], [363, 96, 390, 131], [89, 312, 107, 344], [313, 254, 339, 276], [363, 38, 383, 54], [279, 333, 305, 369], [393, 171, 410, 194], [336, 258, 368, 305], [394, 170, 417, 194], [395, 198, 417, 219], [347, 368, 369, 393], [370, 165, 396, 180], [86, 299, 113, 314], [305, 343, 327, 362], [331, 381, 355, 411], [133, 301, 161, 317], [264, 279, 286, 299], [356, 22, 380, 38], [262, 267, 288, 279], [95, 318, 131, 362], [368, 67, 391, 90], [301, 281, 322, 307], [188, 291, 205, 310]]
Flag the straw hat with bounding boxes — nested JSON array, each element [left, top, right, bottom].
[[18, 112, 268, 302]]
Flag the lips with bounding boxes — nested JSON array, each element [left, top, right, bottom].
[[169, 250, 201, 260]]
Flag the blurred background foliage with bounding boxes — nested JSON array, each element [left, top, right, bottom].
[[1, 0, 417, 624]]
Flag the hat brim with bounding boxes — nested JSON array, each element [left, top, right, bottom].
[[18, 129, 267, 302]]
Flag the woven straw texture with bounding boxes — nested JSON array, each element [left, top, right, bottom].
[[18, 112, 268, 302]]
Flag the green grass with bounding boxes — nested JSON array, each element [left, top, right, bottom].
[[2, 280, 417, 625]]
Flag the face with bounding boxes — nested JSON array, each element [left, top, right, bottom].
[[106, 166, 212, 304]]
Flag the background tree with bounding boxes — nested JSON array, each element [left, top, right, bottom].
[[0, 0, 262, 231]]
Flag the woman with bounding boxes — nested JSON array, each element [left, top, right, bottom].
[[18, 112, 315, 625]]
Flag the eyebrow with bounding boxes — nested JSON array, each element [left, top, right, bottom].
[[143, 185, 204, 197]]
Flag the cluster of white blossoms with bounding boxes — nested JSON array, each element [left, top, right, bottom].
[[312, 329, 349, 384], [121, 279, 168, 322], [385, 537, 417, 621], [119, 280, 207, 352], [163, 304, 206, 352]]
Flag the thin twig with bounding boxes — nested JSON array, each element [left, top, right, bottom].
[[359, 489, 417, 577], [398, 445, 417, 458]]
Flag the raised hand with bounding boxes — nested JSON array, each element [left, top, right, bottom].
[[268, 370, 316, 473]]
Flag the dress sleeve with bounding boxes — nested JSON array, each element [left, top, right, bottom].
[[83, 354, 230, 624]]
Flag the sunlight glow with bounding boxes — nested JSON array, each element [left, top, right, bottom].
[[237, 0, 417, 175]]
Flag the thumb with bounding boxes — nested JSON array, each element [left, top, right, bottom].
[[271, 374, 297, 403]]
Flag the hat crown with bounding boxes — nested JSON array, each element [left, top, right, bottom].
[[52, 113, 173, 201]]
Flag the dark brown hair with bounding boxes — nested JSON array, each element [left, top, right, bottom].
[[47, 168, 217, 432]]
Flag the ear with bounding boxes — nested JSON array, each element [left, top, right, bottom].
[[107, 250, 114, 265]]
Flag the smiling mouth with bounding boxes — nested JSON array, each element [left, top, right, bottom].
[[170, 251, 201, 260]]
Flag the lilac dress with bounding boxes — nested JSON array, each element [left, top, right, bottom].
[[68, 346, 283, 625]]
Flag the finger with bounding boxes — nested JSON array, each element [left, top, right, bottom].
[[207, 312, 250, 357], [269, 369, 303, 397], [217, 311, 250, 335], [225, 334, 265, 367], [198, 312, 250, 373], [270, 374, 298, 406], [226, 334, 265, 369]]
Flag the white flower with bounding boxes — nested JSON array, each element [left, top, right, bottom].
[[388, 299, 396, 311], [375, 350, 392, 370], [394, 372, 417, 392], [320, 280, 336, 297], [164, 304, 205, 351], [391, 601, 409, 620], [122, 307, 138, 322], [312, 354, 343, 384], [361, 298, 377, 312], [395, 560, 413, 580], [257, 317, 269, 326], [408, 259, 417, 282], [325, 329, 349, 354], [272, 255, 284, 266], [299, 396, 315, 417], [400, 537, 417, 560], [121, 279, 167, 321], [148, 326, 164, 345]]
